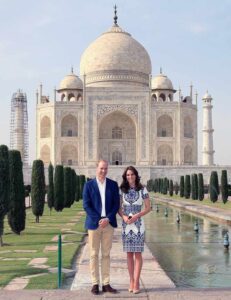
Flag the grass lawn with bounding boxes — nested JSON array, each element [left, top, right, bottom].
[[0, 201, 86, 289], [152, 192, 231, 211]]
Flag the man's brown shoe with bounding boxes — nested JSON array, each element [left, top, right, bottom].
[[91, 284, 99, 295], [102, 284, 117, 293]]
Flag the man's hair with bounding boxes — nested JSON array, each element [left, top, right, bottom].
[[96, 159, 108, 167]]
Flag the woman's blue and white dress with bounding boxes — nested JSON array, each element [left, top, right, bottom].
[[120, 187, 149, 252]]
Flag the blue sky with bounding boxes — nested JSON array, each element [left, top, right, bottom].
[[0, 0, 231, 165]]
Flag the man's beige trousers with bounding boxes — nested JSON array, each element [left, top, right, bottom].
[[88, 224, 114, 285]]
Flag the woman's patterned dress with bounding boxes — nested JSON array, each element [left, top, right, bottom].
[[120, 187, 149, 252]]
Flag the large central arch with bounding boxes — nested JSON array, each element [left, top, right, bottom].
[[98, 111, 136, 165]]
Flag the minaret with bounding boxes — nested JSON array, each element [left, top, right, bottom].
[[202, 91, 214, 165], [10, 89, 29, 165]]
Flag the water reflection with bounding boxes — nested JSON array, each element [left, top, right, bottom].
[[144, 203, 231, 288]]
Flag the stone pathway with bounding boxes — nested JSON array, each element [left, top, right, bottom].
[[71, 226, 175, 292]]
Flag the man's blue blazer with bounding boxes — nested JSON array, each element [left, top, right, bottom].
[[83, 178, 120, 230]]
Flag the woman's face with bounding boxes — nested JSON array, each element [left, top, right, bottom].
[[126, 169, 136, 186]]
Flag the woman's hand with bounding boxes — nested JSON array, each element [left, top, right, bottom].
[[127, 214, 139, 224], [122, 215, 129, 223]]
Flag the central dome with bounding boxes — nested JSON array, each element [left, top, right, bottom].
[[80, 25, 152, 87]]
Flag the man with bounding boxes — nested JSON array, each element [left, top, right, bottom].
[[83, 160, 120, 295]]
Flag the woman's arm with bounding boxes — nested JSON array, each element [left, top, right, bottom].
[[118, 203, 129, 223], [127, 196, 151, 224]]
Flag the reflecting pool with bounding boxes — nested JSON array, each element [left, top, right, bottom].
[[145, 203, 231, 288]]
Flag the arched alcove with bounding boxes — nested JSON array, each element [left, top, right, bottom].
[[40, 116, 51, 138], [157, 115, 173, 137], [157, 144, 173, 165], [184, 116, 193, 138], [61, 144, 78, 166], [61, 114, 78, 137], [98, 111, 136, 165]]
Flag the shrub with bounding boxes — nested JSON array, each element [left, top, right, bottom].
[[198, 173, 204, 201], [180, 176, 184, 197], [54, 165, 64, 211], [174, 182, 179, 195], [209, 171, 219, 202], [8, 150, 26, 234], [169, 180, 173, 196], [31, 160, 46, 223], [47, 163, 54, 212], [221, 170, 228, 204], [184, 175, 191, 199]]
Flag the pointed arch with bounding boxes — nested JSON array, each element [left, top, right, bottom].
[[157, 144, 173, 165], [40, 116, 51, 138], [184, 145, 193, 164], [98, 111, 136, 165], [184, 116, 193, 138], [61, 114, 78, 137], [157, 114, 173, 137], [61, 144, 78, 166]]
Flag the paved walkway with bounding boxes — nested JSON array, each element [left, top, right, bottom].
[[71, 226, 175, 293]]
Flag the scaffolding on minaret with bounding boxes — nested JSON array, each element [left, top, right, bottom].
[[10, 89, 29, 166]]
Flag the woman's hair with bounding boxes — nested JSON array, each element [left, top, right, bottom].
[[120, 166, 143, 193]]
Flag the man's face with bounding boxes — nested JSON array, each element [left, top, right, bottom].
[[96, 161, 108, 180]]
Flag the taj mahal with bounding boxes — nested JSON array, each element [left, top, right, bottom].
[[29, 8, 229, 182]]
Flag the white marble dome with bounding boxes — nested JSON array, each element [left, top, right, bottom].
[[59, 73, 83, 90], [80, 25, 152, 86], [152, 73, 174, 90]]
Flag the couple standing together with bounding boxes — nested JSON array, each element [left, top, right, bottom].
[[83, 160, 151, 295]]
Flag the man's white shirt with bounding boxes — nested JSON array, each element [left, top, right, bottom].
[[96, 177, 106, 217]]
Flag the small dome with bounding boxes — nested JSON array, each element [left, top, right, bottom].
[[152, 73, 174, 90], [80, 24, 152, 86], [59, 72, 83, 90], [203, 91, 212, 99]]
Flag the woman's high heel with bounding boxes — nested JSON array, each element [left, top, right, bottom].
[[128, 288, 133, 293], [133, 289, 140, 294]]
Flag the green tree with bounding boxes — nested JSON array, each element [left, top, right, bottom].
[[184, 175, 191, 199], [0, 145, 10, 246], [31, 160, 46, 223], [79, 174, 86, 199], [221, 170, 228, 204], [180, 176, 184, 197], [198, 173, 204, 201], [191, 174, 198, 200], [174, 182, 179, 195], [47, 163, 54, 214], [54, 165, 64, 211], [75, 174, 80, 202], [64, 167, 72, 208], [71, 169, 76, 205], [169, 180, 173, 196], [8, 150, 26, 234], [163, 177, 168, 194], [146, 179, 152, 192], [209, 171, 219, 203]]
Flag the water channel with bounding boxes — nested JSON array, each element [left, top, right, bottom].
[[144, 202, 231, 288]]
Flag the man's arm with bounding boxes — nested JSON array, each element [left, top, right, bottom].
[[83, 183, 101, 219], [106, 182, 120, 222]]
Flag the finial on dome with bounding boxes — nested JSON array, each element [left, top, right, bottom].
[[160, 67, 162, 74], [71, 66, 74, 74], [114, 4, 118, 26]]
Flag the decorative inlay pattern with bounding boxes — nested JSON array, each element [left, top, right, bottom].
[[97, 104, 138, 119]]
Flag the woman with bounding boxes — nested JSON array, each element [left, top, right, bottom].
[[119, 166, 151, 294]]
